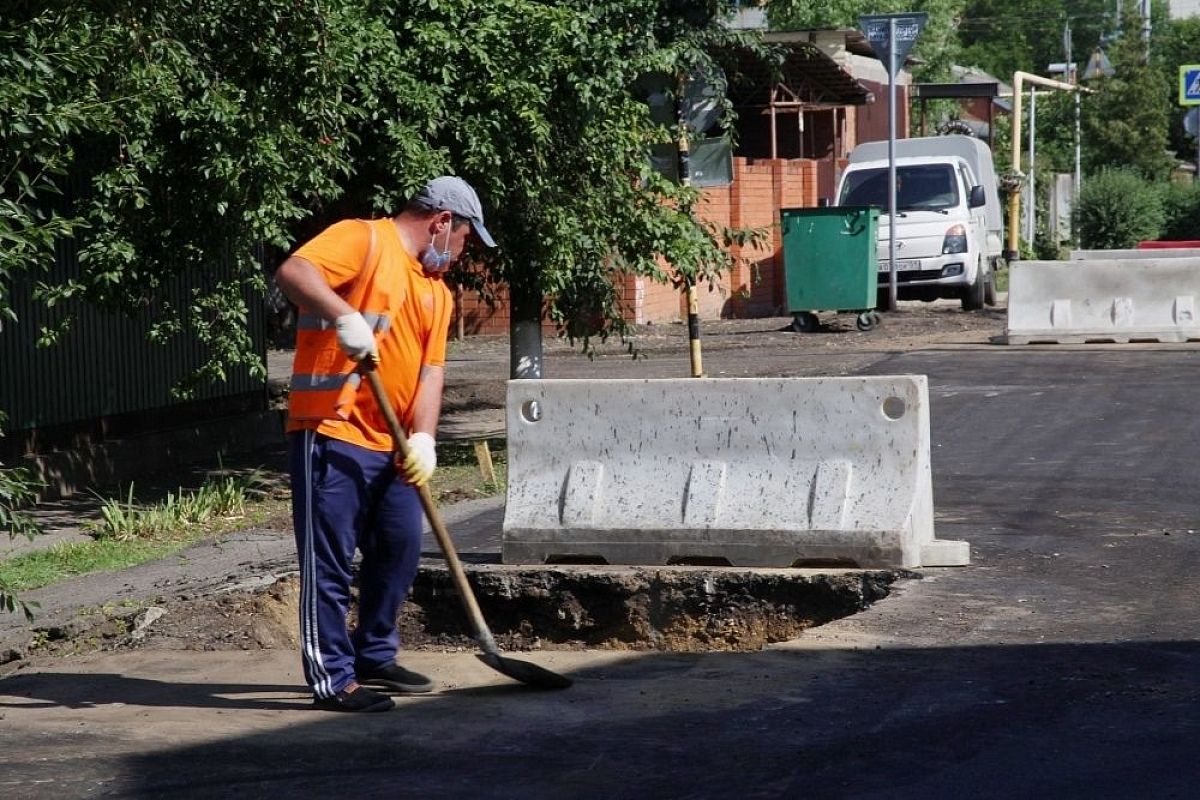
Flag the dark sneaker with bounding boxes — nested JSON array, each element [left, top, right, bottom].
[[313, 684, 395, 712], [356, 662, 436, 694]]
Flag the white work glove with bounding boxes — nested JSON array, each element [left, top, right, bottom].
[[402, 432, 437, 486], [334, 312, 377, 361]]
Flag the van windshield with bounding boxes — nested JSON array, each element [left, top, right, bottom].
[[839, 164, 960, 212]]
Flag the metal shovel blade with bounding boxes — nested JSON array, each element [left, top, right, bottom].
[[476, 652, 574, 690]]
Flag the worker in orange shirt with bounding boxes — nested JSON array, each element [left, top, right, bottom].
[[275, 176, 495, 712]]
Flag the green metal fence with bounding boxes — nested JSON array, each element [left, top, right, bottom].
[[0, 245, 267, 433]]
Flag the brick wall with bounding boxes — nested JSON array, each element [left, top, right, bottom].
[[634, 157, 818, 322], [453, 156, 819, 334], [451, 283, 512, 337]]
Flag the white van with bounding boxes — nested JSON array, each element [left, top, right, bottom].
[[835, 135, 1004, 310]]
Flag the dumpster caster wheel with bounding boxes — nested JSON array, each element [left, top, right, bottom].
[[791, 312, 818, 333], [856, 311, 880, 332]]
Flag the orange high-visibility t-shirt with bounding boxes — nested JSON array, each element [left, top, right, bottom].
[[286, 218, 453, 451]]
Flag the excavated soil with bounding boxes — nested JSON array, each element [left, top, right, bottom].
[[28, 566, 909, 660], [397, 566, 909, 652]]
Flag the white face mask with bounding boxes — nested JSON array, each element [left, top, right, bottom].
[[419, 223, 454, 273]]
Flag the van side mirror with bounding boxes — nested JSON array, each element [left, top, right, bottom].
[[968, 185, 986, 208]]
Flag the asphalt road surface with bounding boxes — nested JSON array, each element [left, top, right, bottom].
[[2, 329, 1199, 799]]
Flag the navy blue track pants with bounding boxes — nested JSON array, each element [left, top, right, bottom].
[[288, 430, 423, 698]]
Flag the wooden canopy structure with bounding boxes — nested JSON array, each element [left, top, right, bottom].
[[723, 40, 874, 161]]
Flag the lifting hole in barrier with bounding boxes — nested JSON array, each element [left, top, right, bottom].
[[882, 396, 906, 420], [791, 558, 860, 569], [520, 400, 543, 423], [666, 556, 734, 567], [545, 554, 608, 565]]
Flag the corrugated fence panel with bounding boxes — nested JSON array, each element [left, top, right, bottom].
[[0, 240, 266, 432]]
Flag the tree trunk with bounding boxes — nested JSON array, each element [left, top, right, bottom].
[[509, 283, 543, 380]]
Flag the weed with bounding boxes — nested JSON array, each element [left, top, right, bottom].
[[86, 472, 267, 542]]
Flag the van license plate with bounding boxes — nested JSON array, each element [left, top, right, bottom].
[[878, 260, 922, 272]]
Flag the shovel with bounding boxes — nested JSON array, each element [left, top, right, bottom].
[[360, 362, 572, 690]]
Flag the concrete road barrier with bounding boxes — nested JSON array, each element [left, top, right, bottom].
[[1007, 258, 1200, 344], [502, 377, 968, 569], [1070, 249, 1200, 260]]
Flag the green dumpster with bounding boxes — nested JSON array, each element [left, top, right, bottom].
[[780, 206, 881, 332]]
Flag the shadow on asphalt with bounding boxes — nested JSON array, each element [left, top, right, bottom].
[[7, 640, 1197, 798], [0, 672, 302, 711]]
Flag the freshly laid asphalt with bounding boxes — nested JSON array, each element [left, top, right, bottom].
[[2, 314, 1200, 799]]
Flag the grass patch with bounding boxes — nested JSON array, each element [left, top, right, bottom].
[[0, 538, 181, 593], [1, 472, 285, 594], [1, 492, 296, 594]]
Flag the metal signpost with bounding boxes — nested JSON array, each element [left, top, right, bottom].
[[859, 12, 927, 312], [1180, 65, 1200, 181]]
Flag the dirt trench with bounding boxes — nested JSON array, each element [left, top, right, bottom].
[[94, 565, 910, 657]]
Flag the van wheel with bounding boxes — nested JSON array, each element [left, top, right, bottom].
[[984, 268, 998, 306], [961, 271, 985, 311]]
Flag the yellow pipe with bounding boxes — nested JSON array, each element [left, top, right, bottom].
[[1007, 71, 1090, 259]]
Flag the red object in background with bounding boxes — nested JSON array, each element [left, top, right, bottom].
[[1135, 240, 1200, 249]]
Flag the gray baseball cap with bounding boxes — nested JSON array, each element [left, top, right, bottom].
[[413, 176, 496, 248]]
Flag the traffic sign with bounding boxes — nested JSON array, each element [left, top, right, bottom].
[[859, 12, 928, 76], [1179, 65, 1200, 106]]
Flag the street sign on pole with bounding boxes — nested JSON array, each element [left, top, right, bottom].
[[860, 13, 928, 78], [859, 12, 927, 312], [1179, 65, 1200, 106]]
